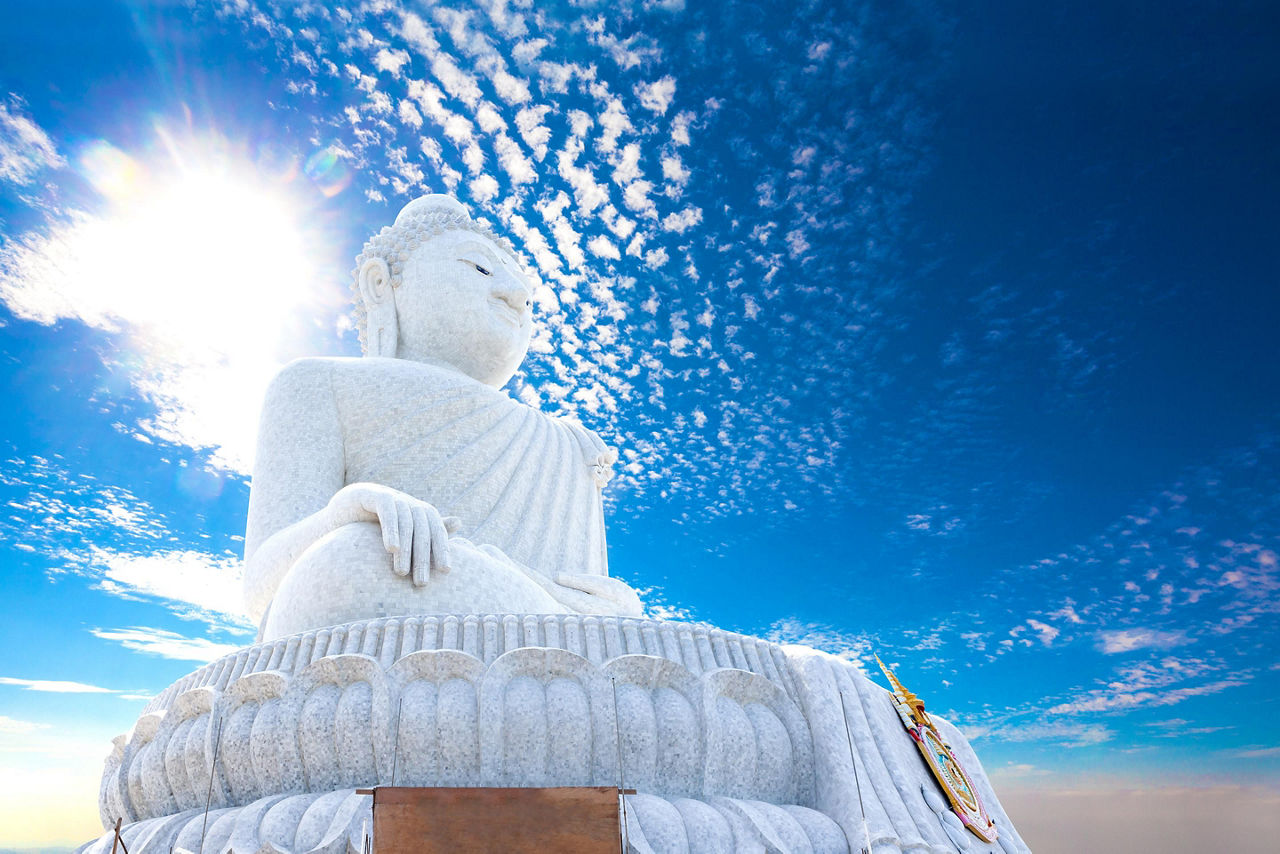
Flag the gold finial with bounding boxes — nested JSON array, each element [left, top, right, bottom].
[[875, 655, 929, 728]]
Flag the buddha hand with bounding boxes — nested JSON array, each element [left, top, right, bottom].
[[326, 482, 462, 586], [551, 572, 644, 617]]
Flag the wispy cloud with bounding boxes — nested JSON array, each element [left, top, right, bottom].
[[0, 456, 251, 631], [0, 677, 116, 694], [91, 547, 251, 631], [90, 627, 242, 663], [201, 0, 936, 526], [1143, 718, 1233, 737], [766, 617, 876, 667], [1045, 656, 1248, 715], [0, 715, 49, 735], [1230, 746, 1280, 759], [0, 96, 64, 188], [1096, 627, 1192, 654], [987, 721, 1115, 748], [0, 455, 171, 552], [634, 76, 676, 114]]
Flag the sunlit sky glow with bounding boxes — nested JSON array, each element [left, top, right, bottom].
[[0, 1, 1277, 851]]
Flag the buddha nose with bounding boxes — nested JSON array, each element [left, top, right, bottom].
[[493, 272, 532, 315]]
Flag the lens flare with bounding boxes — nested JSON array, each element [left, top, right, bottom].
[[303, 145, 352, 197], [78, 140, 142, 200]]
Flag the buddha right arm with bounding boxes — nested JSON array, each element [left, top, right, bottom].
[[244, 482, 461, 625], [242, 359, 459, 625]]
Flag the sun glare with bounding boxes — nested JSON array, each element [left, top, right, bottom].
[[0, 132, 341, 471], [74, 141, 319, 357]]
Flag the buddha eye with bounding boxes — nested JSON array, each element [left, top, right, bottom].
[[460, 258, 492, 276]]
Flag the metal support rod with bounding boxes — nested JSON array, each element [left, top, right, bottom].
[[611, 676, 630, 854], [391, 697, 404, 786], [197, 716, 223, 854], [840, 691, 875, 854]]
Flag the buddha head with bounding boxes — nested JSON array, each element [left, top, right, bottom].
[[353, 195, 533, 388]]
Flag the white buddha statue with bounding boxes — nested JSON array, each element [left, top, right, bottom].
[[243, 195, 642, 641]]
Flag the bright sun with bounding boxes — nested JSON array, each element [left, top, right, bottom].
[[74, 139, 321, 357], [1, 132, 338, 471]]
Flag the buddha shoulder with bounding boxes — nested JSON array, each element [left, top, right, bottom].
[[261, 357, 615, 480], [264, 356, 488, 400]]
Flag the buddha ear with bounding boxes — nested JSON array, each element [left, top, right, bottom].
[[358, 257, 398, 358]]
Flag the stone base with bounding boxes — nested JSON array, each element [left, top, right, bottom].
[[85, 615, 1031, 854], [76, 788, 853, 854]]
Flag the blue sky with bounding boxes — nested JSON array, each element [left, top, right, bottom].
[[0, 0, 1277, 850]]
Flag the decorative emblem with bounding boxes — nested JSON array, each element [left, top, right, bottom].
[[875, 656, 998, 843]]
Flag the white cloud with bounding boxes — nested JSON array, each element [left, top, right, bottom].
[[611, 143, 642, 185], [634, 76, 676, 114], [373, 47, 410, 76], [0, 455, 171, 552], [397, 98, 423, 128], [556, 139, 609, 212], [1097, 628, 1191, 654], [785, 227, 810, 258], [622, 180, 657, 219], [473, 102, 508, 134], [1047, 656, 1245, 715], [430, 53, 484, 108], [587, 234, 621, 260], [0, 716, 48, 734], [535, 60, 578, 93], [996, 721, 1114, 748], [807, 41, 833, 62], [0, 677, 115, 694], [1027, 618, 1060, 646], [600, 204, 636, 240], [597, 98, 633, 153], [1232, 746, 1280, 759], [493, 132, 536, 184], [515, 105, 552, 160], [591, 31, 662, 71], [492, 69, 532, 105], [661, 206, 702, 234], [91, 547, 250, 630], [511, 37, 547, 63], [670, 111, 694, 146], [661, 154, 690, 190], [1047, 601, 1085, 624], [470, 173, 500, 202], [0, 98, 64, 187], [766, 617, 874, 666], [91, 627, 242, 663]]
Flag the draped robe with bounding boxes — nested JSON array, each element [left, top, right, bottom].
[[244, 357, 614, 627]]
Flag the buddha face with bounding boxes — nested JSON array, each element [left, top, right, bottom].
[[393, 229, 533, 387]]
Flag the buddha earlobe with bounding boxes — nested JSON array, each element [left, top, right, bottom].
[[359, 256, 394, 303], [358, 257, 398, 358]]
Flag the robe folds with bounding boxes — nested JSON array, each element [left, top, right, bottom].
[[244, 356, 614, 625]]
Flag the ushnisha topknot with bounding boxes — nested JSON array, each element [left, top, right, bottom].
[[351, 194, 520, 354]]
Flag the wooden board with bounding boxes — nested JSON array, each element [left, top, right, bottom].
[[370, 786, 622, 853]]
